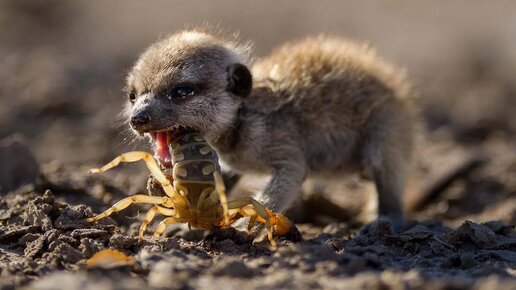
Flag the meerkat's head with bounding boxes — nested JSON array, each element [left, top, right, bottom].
[[125, 30, 252, 167]]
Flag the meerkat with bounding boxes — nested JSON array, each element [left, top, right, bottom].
[[124, 29, 415, 228]]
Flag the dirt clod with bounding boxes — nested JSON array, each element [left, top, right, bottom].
[[444, 220, 497, 247], [54, 205, 93, 230]]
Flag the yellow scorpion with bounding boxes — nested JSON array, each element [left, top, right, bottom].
[[87, 132, 292, 247]]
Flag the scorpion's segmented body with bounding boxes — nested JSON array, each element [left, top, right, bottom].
[[162, 132, 223, 229], [87, 131, 292, 247]]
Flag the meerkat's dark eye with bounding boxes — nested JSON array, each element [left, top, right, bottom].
[[168, 87, 195, 99], [128, 90, 137, 104]]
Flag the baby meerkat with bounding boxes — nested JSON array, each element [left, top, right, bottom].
[[125, 29, 415, 227]]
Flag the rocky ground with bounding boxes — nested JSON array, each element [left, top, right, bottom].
[[0, 133, 515, 290]]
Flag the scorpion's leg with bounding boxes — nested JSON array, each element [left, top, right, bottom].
[[153, 217, 180, 237], [139, 206, 176, 237], [226, 197, 277, 247], [87, 195, 170, 222], [213, 171, 230, 226], [89, 151, 177, 199]]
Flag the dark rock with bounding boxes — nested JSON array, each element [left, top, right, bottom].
[[70, 228, 109, 239], [19, 233, 40, 245], [444, 221, 497, 248], [48, 241, 84, 265], [54, 205, 92, 230], [325, 237, 345, 252], [483, 221, 514, 235], [28, 190, 55, 205], [490, 250, 516, 264], [109, 234, 138, 249], [0, 225, 40, 243], [79, 238, 105, 257], [25, 200, 53, 231], [358, 219, 393, 238], [24, 234, 46, 259], [460, 253, 477, 268]]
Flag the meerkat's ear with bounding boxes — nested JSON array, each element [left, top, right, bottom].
[[226, 63, 252, 98]]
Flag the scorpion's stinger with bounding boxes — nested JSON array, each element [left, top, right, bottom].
[[226, 197, 277, 248], [213, 171, 230, 226]]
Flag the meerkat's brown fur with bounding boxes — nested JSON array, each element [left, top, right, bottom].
[[125, 29, 416, 226]]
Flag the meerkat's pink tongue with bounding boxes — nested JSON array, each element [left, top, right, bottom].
[[155, 132, 172, 168]]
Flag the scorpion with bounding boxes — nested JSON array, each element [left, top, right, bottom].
[[87, 131, 293, 247]]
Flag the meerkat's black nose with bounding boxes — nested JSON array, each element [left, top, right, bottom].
[[130, 113, 151, 129]]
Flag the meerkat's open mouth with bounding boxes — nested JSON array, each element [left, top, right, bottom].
[[149, 126, 195, 168]]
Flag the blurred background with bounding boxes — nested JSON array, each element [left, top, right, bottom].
[[1, 0, 515, 225]]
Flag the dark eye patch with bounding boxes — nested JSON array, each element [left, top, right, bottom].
[[166, 84, 201, 100], [128, 90, 137, 104]]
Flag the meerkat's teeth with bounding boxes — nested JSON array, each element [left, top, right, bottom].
[[166, 131, 172, 145]]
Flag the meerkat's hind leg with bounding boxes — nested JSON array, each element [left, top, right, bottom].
[[363, 115, 412, 231], [359, 157, 407, 234], [369, 165, 406, 234], [87, 195, 168, 222]]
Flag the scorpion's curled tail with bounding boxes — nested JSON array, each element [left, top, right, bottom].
[[267, 210, 293, 236]]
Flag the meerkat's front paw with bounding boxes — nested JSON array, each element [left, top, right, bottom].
[[358, 213, 407, 237], [381, 212, 406, 232]]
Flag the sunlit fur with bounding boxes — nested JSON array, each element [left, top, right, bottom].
[[124, 29, 417, 225], [125, 30, 251, 142]]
